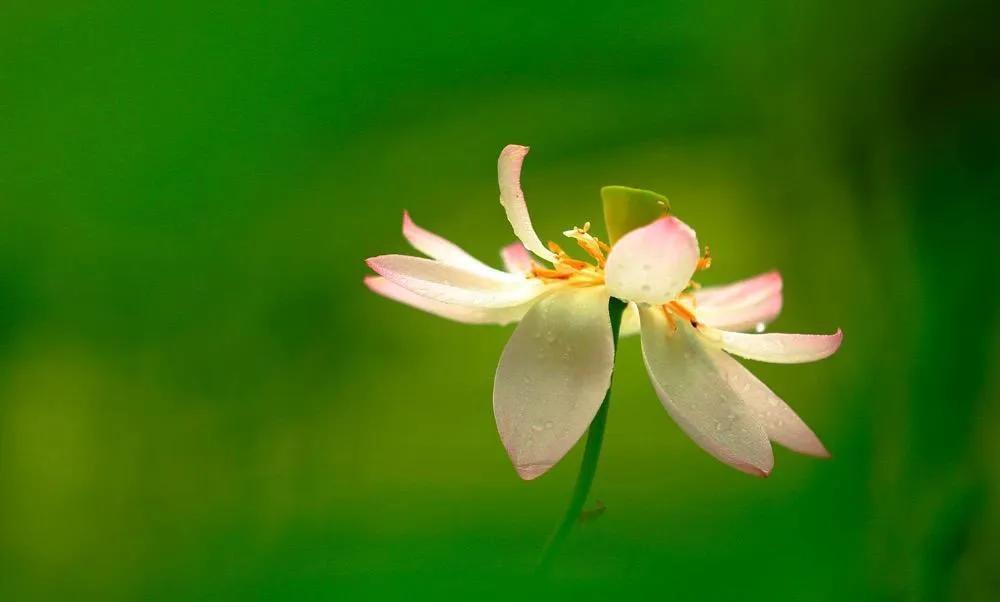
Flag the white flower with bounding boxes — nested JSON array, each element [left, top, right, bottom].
[[366, 145, 842, 480]]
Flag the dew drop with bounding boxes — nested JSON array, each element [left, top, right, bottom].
[[754, 322, 766, 333]]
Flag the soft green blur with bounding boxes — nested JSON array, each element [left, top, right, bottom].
[[1, 2, 997, 600]]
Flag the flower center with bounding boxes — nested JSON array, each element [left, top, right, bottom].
[[661, 248, 712, 331], [529, 222, 608, 287]]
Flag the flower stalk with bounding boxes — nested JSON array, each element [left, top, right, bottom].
[[537, 296, 628, 572]]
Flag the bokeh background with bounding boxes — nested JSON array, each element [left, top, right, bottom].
[[1, 1, 998, 600]]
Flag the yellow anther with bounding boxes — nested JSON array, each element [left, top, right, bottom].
[[696, 246, 712, 271], [562, 224, 608, 267]]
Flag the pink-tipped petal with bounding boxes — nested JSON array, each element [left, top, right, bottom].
[[604, 216, 701, 305], [717, 329, 843, 364], [694, 271, 784, 331], [500, 242, 534, 275], [638, 306, 774, 477], [366, 254, 546, 308], [402, 211, 519, 281], [493, 287, 615, 480], [497, 145, 557, 263], [364, 276, 536, 325], [706, 348, 830, 457]]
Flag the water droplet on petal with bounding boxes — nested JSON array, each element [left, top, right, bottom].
[[755, 322, 766, 333]]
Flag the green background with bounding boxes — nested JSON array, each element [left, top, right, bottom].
[[1, 1, 997, 600]]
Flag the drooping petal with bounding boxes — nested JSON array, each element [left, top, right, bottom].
[[706, 348, 829, 457], [638, 306, 773, 476], [694, 271, 783, 331], [713, 328, 843, 364], [604, 216, 701, 305], [366, 254, 546, 308], [402, 211, 520, 282], [500, 242, 534, 275], [364, 276, 538, 325], [497, 145, 558, 263], [493, 287, 615, 480]]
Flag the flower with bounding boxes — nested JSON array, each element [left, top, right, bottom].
[[366, 145, 842, 480]]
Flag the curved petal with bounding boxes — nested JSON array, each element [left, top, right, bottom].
[[638, 306, 773, 476], [618, 302, 640, 337], [694, 271, 783, 331], [706, 348, 829, 457], [715, 328, 843, 364], [604, 216, 700, 305], [493, 287, 615, 480], [364, 276, 537, 325], [366, 255, 546, 308], [402, 212, 520, 282], [497, 145, 557, 263], [500, 242, 534, 275]]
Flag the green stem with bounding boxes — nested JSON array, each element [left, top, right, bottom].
[[536, 296, 627, 573]]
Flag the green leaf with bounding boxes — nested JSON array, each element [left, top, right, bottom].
[[600, 186, 671, 244]]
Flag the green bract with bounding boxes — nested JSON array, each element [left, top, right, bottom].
[[600, 185, 671, 244]]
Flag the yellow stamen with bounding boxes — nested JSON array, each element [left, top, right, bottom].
[[668, 300, 697, 324], [562, 223, 608, 267], [547, 241, 568, 256], [660, 304, 676, 330], [696, 245, 712, 271]]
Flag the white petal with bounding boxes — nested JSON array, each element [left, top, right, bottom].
[[493, 287, 615, 480], [715, 329, 843, 364], [497, 145, 557, 263], [604, 216, 700, 305], [706, 348, 829, 457], [619, 302, 640, 337], [638, 306, 773, 476], [367, 255, 546, 308], [499, 242, 534, 275], [402, 211, 521, 282], [694, 271, 783, 331], [364, 276, 537, 325]]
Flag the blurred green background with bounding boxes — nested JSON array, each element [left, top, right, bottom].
[[1, 1, 997, 600]]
